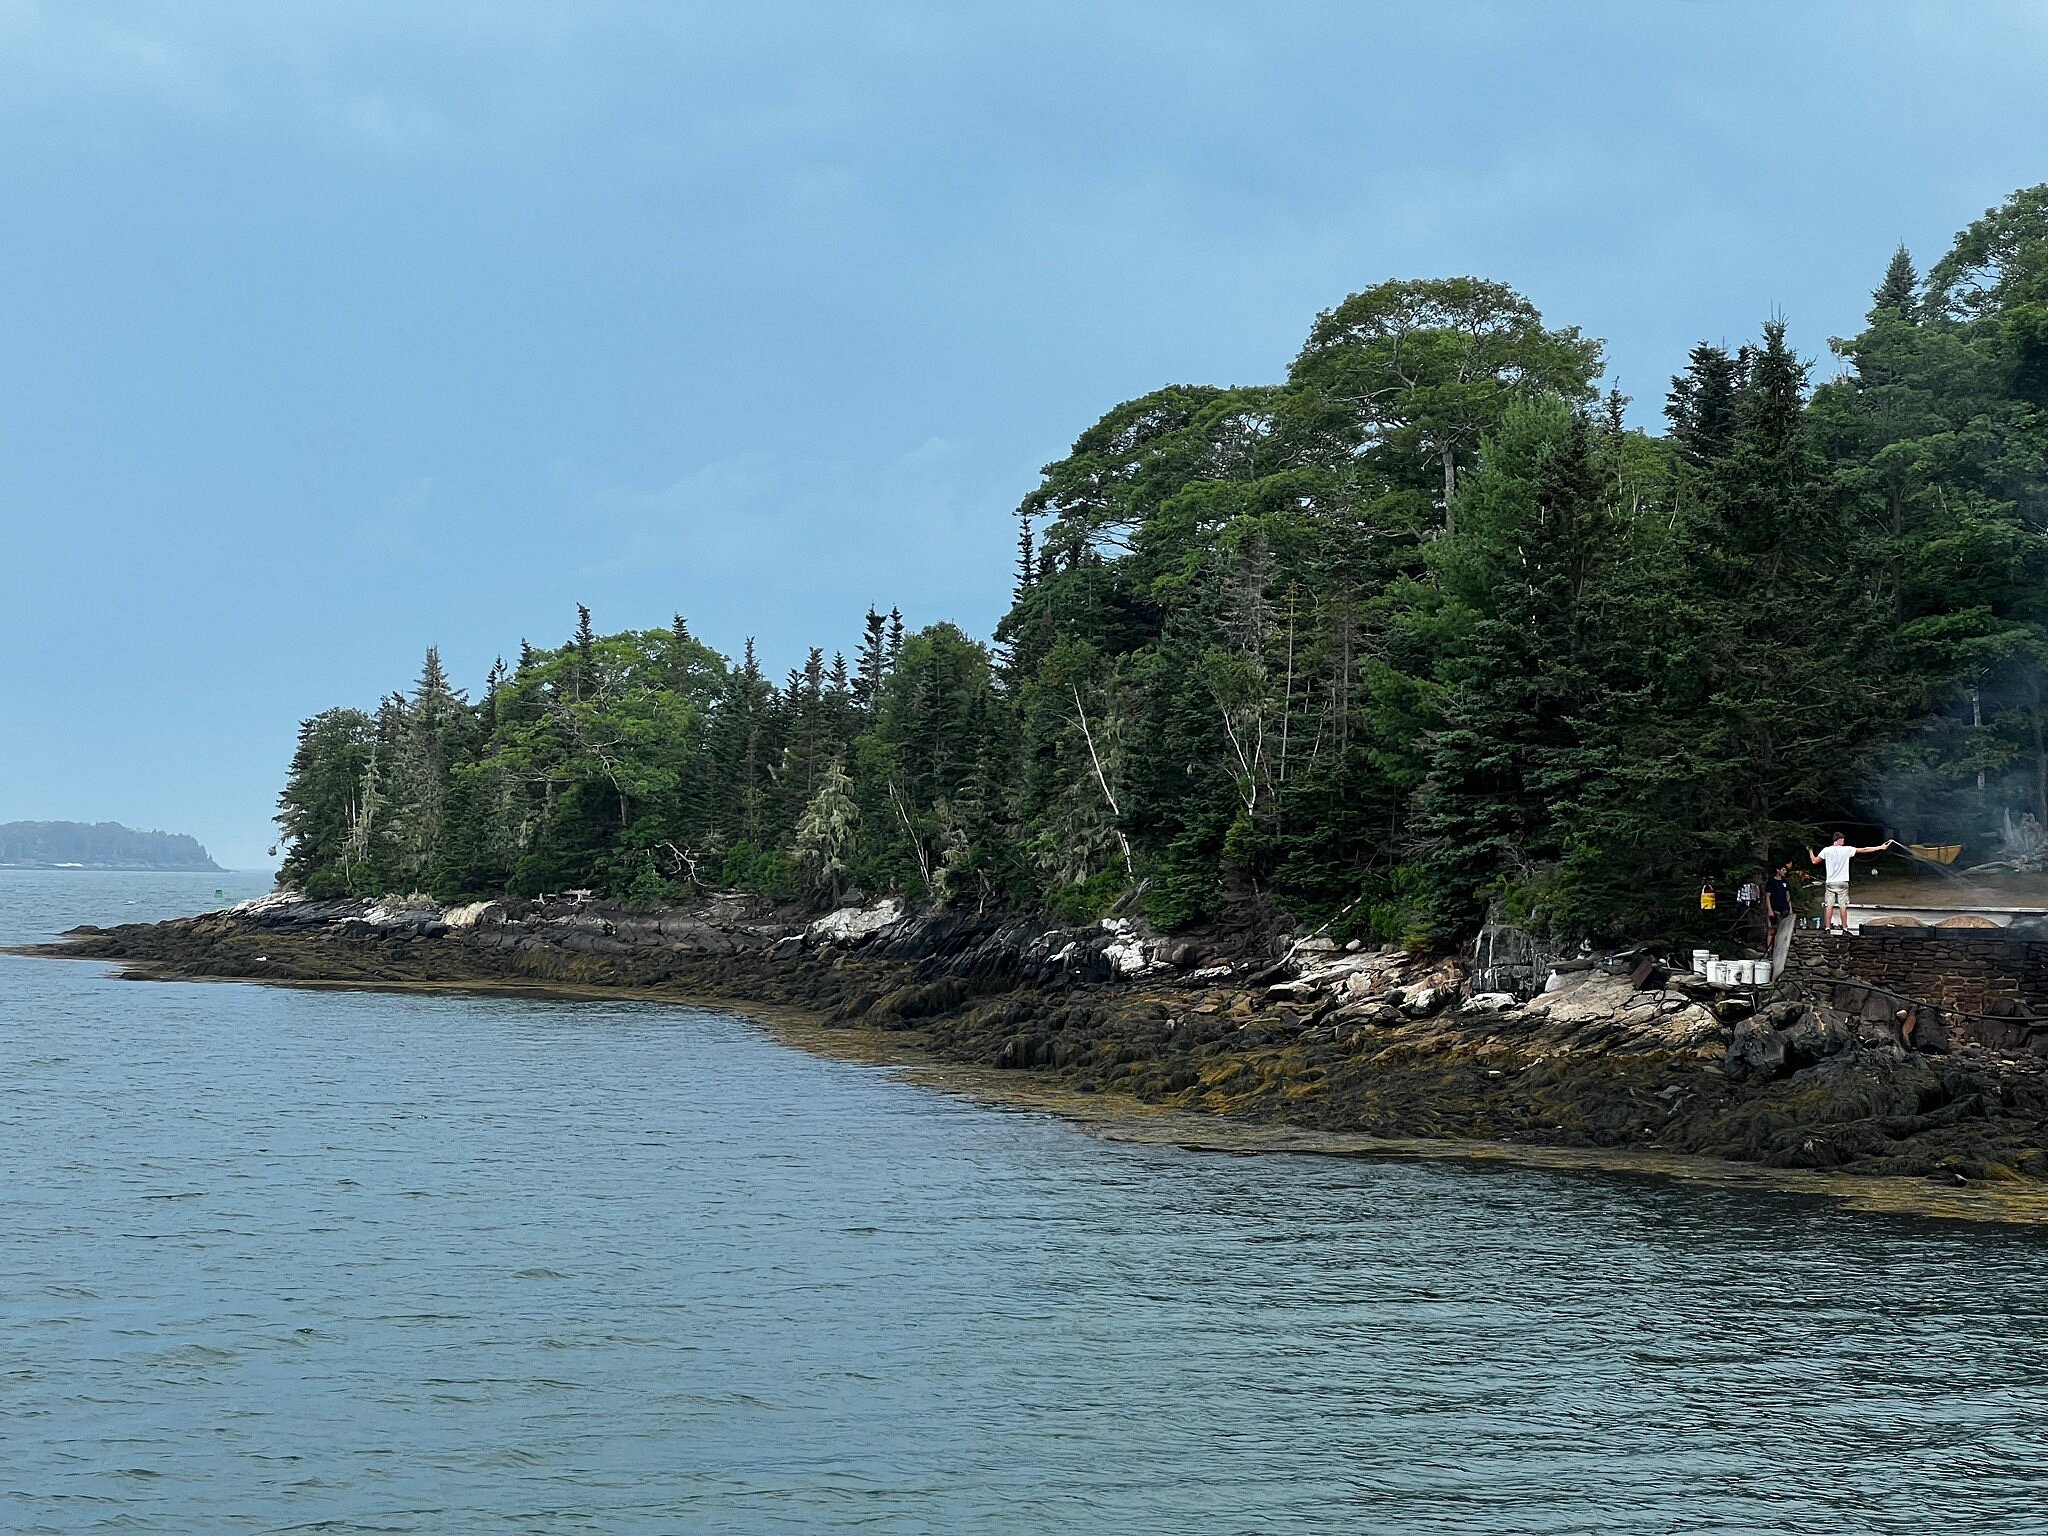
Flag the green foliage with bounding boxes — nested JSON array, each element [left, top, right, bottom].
[[794, 758, 859, 903], [718, 839, 796, 898], [275, 205, 2048, 948]]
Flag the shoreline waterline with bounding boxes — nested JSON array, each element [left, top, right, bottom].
[[23, 943, 2048, 1229]]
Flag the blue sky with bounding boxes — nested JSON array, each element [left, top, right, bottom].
[[4, 1, 2046, 868]]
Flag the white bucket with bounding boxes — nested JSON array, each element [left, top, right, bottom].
[[1751, 961, 1774, 985], [1706, 960, 1741, 985], [1692, 949, 1714, 976]]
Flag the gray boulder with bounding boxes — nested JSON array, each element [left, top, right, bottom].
[[1725, 1016, 1789, 1077]]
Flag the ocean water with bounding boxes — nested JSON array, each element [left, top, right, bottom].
[[3, 871, 2046, 1534]]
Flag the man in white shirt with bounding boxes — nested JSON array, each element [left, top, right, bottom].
[[1806, 834, 1892, 934]]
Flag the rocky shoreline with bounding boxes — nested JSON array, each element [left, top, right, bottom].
[[28, 892, 2048, 1209]]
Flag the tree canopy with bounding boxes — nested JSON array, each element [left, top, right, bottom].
[[278, 190, 2048, 948]]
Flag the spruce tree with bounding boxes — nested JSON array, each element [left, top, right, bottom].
[[1687, 318, 1888, 878], [1870, 244, 1919, 321], [1013, 512, 1036, 602], [793, 758, 860, 903], [1411, 400, 1612, 934], [1665, 343, 1742, 466], [854, 608, 887, 711]]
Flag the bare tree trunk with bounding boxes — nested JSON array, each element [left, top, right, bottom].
[[1278, 590, 1296, 789], [1072, 684, 1135, 880], [889, 781, 934, 890], [1971, 681, 1986, 791]]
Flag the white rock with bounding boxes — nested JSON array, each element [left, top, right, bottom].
[[1267, 980, 1323, 1002], [1299, 952, 1404, 990], [1464, 992, 1519, 1013], [443, 900, 501, 930], [229, 890, 301, 916], [806, 898, 905, 945], [1099, 917, 1169, 977], [1400, 985, 1446, 1018]]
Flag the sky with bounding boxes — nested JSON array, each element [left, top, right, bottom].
[[3, 0, 2047, 869]]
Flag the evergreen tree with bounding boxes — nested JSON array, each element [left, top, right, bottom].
[[854, 608, 888, 711], [276, 708, 378, 896], [793, 757, 859, 903], [1665, 342, 1742, 466], [1687, 319, 1889, 878], [1871, 244, 1919, 321], [382, 646, 470, 890], [1410, 400, 1614, 933], [268, 206, 2048, 944], [1013, 512, 1035, 602], [571, 604, 597, 702]]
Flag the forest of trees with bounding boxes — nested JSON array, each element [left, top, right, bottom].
[[0, 821, 220, 870], [276, 188, 2048, 947]]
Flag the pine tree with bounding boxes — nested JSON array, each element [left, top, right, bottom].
[[483, 657, 506, 732], [276, 708, 378, 896], [379, 647, 470, 890], [1601, 385, 1628, 437], [1665, 343, 1742, 466], [572, 604, 597, 701], [1870, 244, 1919, 322], [1687, 318, 1888, 877], [854, 609, 887, 711], [666, 615, 697, 691], [1412, 400, 1614, 934], [265, 215, 2046, 941], [793, 757, 860, 903], [1013, 512, 1036, 602]]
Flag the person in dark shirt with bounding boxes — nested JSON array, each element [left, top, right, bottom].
[[1765, 863, 1793, 950]]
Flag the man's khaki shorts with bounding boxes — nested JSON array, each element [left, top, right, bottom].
[[1824, 883, 1850, 911]]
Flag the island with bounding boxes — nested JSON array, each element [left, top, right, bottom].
[[0, 820, 223, 871], [32, 185, 2048, 1218]]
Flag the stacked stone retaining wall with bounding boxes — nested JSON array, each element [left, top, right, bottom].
[[1788, 931, 2048, 1017]]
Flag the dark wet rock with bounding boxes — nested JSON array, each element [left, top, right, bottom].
[[1781, 1007, 1853, 1066], [1725, 1017, 1789, 1078], [25, 890, 2048, 1188]]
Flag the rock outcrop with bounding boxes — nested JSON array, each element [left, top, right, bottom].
[[38, 891, 2048, 1186]]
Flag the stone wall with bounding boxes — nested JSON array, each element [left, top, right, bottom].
[[1788, 931, 2048, 1017]]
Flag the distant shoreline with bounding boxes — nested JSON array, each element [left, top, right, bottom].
[[0, 820, 222, 872], [0, 863, 228, 873]]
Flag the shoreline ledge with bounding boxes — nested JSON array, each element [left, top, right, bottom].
[[20, 891, 2048, 1226]]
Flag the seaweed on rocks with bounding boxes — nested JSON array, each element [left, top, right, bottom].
[[27, 892, 2048, 1190]]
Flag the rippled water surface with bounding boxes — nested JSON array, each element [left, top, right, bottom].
[[4, 871, 2048, 1533]]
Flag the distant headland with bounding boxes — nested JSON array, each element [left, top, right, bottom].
[[0, 821, 223, 871]]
